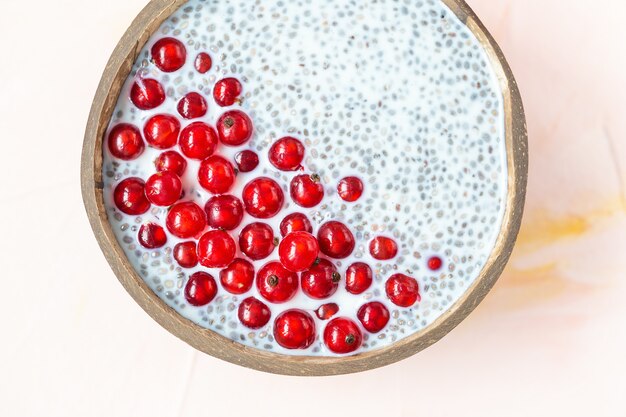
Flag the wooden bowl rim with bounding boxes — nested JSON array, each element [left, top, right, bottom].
[[81, 0, 528, 376]]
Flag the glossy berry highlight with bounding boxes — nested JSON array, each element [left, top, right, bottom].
[[242, 177, 284, 219], [137, 223, 167, 249], [184, 272, 217, 306], [317, 221, 355, 259], [315, 303, 339, 320], [130, 78, 165, 110], [357, 302, 390, 333], [239, 222, 276, 261], [234, 150, 259, 172], [113, 177, 150, 215], [205, 195, 244, 230], [217, 110, 253, 146], [345, 262, 373, 295], [173, 241, 198, 268], [151, 37, 186, 72], [107, 123, 144, 160], [323, 318, 362, 354], [278, 231, 319, 272], [256, 261, 298, 304], [213, 78, 242, 107], [273, 310, 316, 350], [144, 171, 182, 206], [279, 213, 313, 237], [198, 155, 236, 194], [301, 258, 340, 299], [290, 174, 324, 208], [155, 151, 187, 177], [177, 92, 208, 119], [268, 137, 305, 171], [194, 52, 212, 73], [220, 258, 255, 295], [337, 176, 364, 202], [385, 274, 420, 307], [143, 114, 180, 149], [197, 229, 236, 268], [238, 297, 271, 329], [165, 201, 206, 238], [179, 122, 218, 160], [369, 236, 398, 260]]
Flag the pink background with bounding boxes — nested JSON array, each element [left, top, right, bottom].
[[1, 0, 625, 415]]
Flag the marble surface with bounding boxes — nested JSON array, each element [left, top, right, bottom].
[[0, 0, 624, 416]]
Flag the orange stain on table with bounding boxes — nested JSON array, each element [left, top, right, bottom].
[[515, 212, 588, 251], [477, 200, 625, 312], [514, 198, 624, 253], [484, 263, 591, 312]]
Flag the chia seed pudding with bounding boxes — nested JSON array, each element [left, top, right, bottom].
[[102, 0, 507, 356]]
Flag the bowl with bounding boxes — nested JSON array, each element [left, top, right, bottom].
[[81, 0, 527, 375]]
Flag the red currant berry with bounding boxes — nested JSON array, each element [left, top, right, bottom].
[[317, 221, 355, 259], [204, 195, 244, 230], [151, 37, 186, 72], [166, 201, 206, 238], [144, 171, 182, 206], [155, 151, 187, 176], [242, 177, 284, 219], [194, 52, 212, 74], [337, 176, 364, 202], [216, 110, 253, 146], [107, 123, 144, 160], [278, 231, 319, 272], [184, 272, 217, 306], [238, 297, 271, 329], [197, 229, 236, 268], [386, 274, 420, 307], [234, 150, 259, 172], [357, 302, 390, 333], [177, 92, 208, 119], [279, 212, 313, 237], [220, 258, 255, 294], [301, 258, 340, 299], [143, 114, 180, 149], [369, 236, 398, 260], [345, 262, 373, 295], [194, 52, 213, 74], [130, 78, 165, 110], [323, 318, 362, 354], [273, 310, 316, 349], [268, 137, 305, 171], [256, 261, 298, 303], [179, 122, 218, 160], [315, 303, 339, 320], [113, 177, 150, 215], [137, 222, 167, 249], [290, 174, 324, 208], [198, 155, 236, 194], [213, 78, 242, 107], [173, 241, 198, 268], [427, 255, 443, 271], [239, 222, 276, 260]]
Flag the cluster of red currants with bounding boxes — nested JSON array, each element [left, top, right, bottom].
[[108, 37, 442, 354]]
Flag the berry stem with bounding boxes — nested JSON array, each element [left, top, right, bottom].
[[268, 275, 279, 287]]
